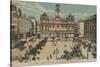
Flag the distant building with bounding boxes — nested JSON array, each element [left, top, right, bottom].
[[40, 4, 76, 40], [11, 4, 38, 38], [84, 15, 96, 43], [11, 4, 37, 48], [11, 4, 18, 40], [31, 16, 38, 35], [11, 4, 19, 48], [17, 14, 32, 39], [78, 20, 84, 38], [74, 22, 79, 37]]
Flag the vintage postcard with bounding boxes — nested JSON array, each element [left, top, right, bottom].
[[10, 0, 97, 67]]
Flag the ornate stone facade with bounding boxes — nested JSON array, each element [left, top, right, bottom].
[[84, 15, 96, 43], [40, 4, 76, 40], [11, 4, 37, 48]]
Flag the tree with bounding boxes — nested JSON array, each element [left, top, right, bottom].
[[30, 48, 37, 56], [63, 50, 71, 59]]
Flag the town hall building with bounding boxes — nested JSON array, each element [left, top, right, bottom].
[[40, 4, 76, 40]]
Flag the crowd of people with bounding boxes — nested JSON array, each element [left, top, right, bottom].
[[15, 36, 48, 62], [13, 35, 96, 62], [61, 38, 96, 60]]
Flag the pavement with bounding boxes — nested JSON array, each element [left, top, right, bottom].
[[11, 39, 96, 66]]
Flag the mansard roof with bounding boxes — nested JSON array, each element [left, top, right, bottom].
[[41, 12, 48, 17], [66, 13, 75, 21], [40, 12, 49, 20]]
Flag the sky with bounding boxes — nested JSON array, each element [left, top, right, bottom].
[[12, 1, 96, 21]]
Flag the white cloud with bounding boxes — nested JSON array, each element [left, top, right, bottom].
[[13, 1, 48, 12], [34, 3, 47, 12]]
